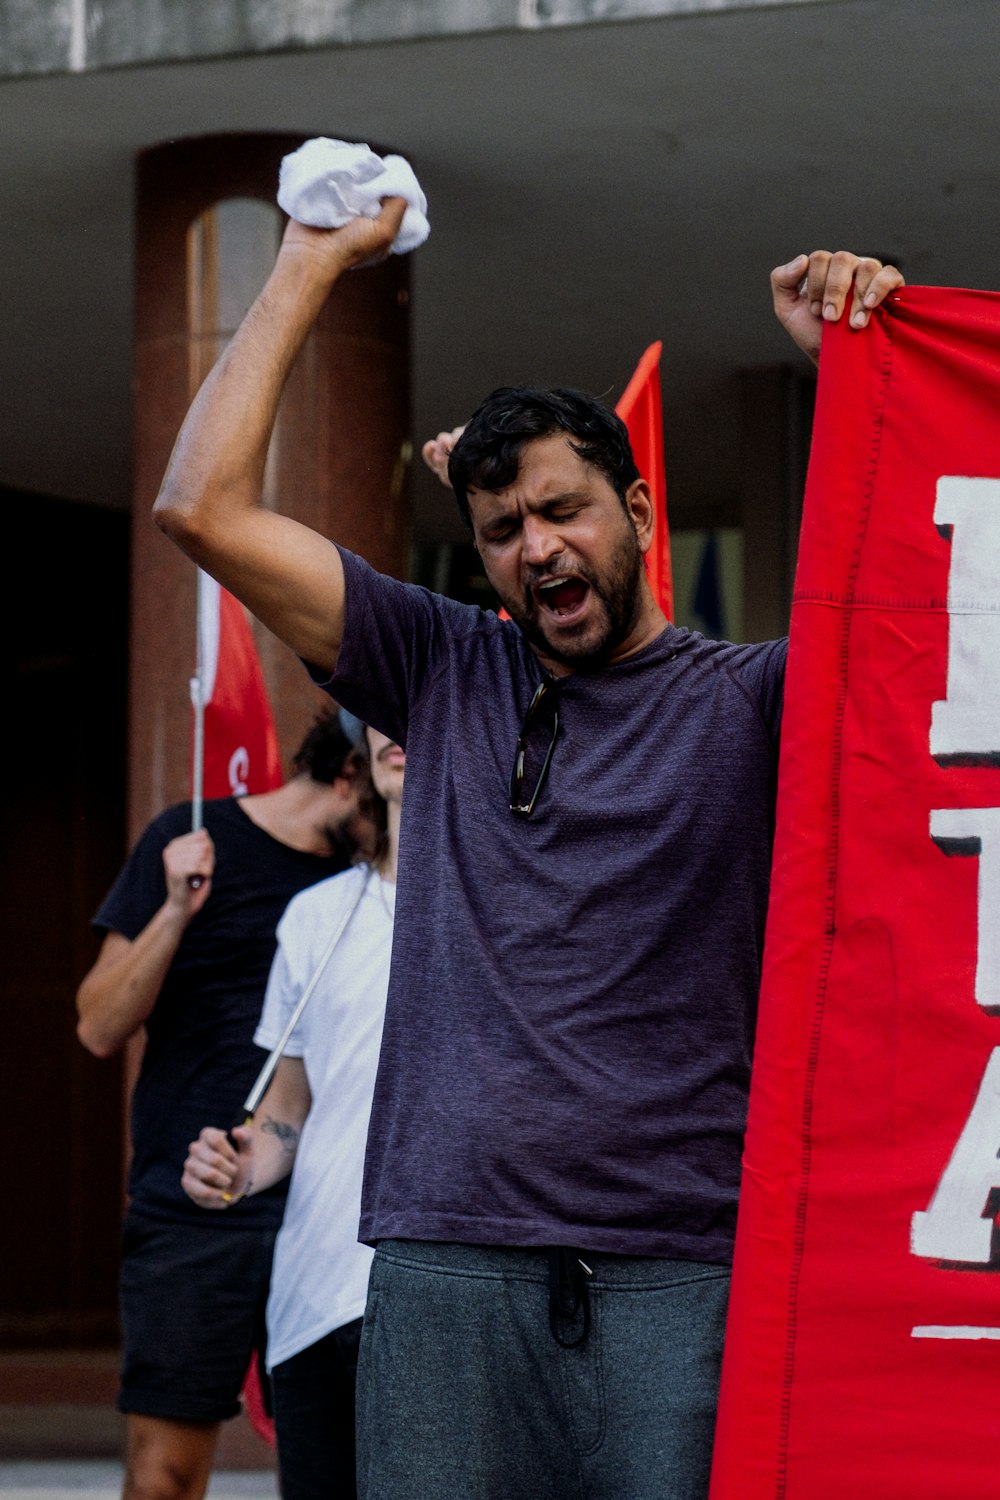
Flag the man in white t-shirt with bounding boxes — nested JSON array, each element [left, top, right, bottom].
[[182, 722, 404, 1500]]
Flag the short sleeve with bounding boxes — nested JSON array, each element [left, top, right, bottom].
[[745, 637, 788, 746], [255, 924, 306, 1060], [716, 637, 787, 749], [310, 546, 495, 747], [92, 804, 190, 939], [255, 866, 369, 1057]]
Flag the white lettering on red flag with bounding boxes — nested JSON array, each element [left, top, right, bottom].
[[194, 572, 282, 799]]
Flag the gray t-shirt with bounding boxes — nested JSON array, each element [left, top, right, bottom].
[[323, 547, 786, 1262]]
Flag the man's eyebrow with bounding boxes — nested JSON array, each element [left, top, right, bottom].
[[478, 488, 589, 513], [474, 486, 592, 534], [541, 489, 589, 504]]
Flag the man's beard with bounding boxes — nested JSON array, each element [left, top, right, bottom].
[[322, 818, 362, 863], [322, 799, 382, 864], [501, 521, 645, 666]]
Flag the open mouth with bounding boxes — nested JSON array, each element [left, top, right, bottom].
[[536, 576, 589, 620]]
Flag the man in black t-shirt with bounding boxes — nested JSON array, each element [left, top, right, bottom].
[[76, 711, 371, 1500]]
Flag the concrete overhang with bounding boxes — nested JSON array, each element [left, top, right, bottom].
[[3, 0, 837, 79], [0, 0, 996, 541]]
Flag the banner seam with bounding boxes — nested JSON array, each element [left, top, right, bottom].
[[792, 594, 950, 610]]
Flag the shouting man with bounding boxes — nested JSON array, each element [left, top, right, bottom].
[[152, 198, 901, 1499]]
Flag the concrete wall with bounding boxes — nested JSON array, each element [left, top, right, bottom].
[[1, 0, 830, 78]]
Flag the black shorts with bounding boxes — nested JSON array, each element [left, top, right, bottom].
[[118, 1208, 277, 1423]]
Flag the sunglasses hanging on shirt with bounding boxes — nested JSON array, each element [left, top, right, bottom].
[[509, 677, 560, 817]]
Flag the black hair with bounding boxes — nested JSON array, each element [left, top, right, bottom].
[[363, 729, 392, 875], [293, 709, 388, 865], [291, 710, 358, 784], [447, 386, 639, 530]]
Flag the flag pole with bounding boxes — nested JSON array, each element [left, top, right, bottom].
[[191, 568, 208, 832], [189, 569, 207, 886], [233, 871, 370, 1128]]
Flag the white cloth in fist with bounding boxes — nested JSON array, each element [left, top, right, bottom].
[[277, 138, 429, 255]]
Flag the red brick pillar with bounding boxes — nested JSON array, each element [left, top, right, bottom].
[[131, 134, 411, 842]]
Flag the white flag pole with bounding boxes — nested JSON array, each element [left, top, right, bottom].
[[236, 872, 370, 1125], [191, 568, 207, 832], [188, 569, 208, 886]]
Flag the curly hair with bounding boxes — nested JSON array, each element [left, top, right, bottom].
[[292, 710, 389, 867], [447, 386, 639, 530], [291, 711, 358, 784]]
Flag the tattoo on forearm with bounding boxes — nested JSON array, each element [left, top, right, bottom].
[[261, 1115, 300, 1154]]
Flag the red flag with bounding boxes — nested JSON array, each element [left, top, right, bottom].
[[616, 341, 672, 620], [194, 572, 283, 799], [241, 1356, 276, 1449], [192, 573, 282, 1444], [709, 289, 1000, 1498]]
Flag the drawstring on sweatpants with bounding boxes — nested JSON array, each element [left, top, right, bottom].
[[547, 1247, 592, 1349]]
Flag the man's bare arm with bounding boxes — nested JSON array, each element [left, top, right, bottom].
[[76, 829, 214, 1058], [153, 199, 408, 676]]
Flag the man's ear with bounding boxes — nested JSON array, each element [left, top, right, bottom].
[[625, 479, 655, 555], [332, 768, 358, 798]]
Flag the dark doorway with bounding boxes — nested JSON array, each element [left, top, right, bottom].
[[0, 490, 129, 1347]]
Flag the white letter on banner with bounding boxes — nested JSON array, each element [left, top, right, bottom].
[[931, 477, 1000, 763], [931, 807, 1000, 1014], [228, 746, 250, 797], [911, 1048, 1000, 1264]]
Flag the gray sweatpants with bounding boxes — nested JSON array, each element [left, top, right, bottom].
[[356, 1240, 730, 1500]]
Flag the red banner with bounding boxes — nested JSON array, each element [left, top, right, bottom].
[[710, 289, 1000, 1496], [616, 340, 673, 620], [194, 572, 283, 799]]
